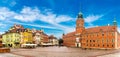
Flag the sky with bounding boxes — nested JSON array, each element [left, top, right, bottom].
[[0, 0, 120, 38]]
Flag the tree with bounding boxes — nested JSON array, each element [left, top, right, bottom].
[[58, 38, 63, 46]]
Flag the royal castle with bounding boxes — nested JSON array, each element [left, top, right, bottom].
[[63, 12, 120, 49]]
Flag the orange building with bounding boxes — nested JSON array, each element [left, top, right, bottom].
[[63, 12, 120, 49]]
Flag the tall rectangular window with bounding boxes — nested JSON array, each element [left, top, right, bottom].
[[102, 39, 104, 43], [112, 39, 114, 43], [102, 33, 104, 36], [90, 40, 92, 42], [112, 32, 114, 36], [107, 39, 109, 43], [86, 40, 88, 42], [97, 39, 99, 43]]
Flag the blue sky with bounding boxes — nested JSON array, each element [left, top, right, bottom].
[[0, 0, 120, 38]]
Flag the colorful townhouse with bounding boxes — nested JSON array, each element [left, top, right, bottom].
[[2, 24, 24, 48], [41, 32, 49, 45], [63, 12, 120, 49], [33, 30, 43, 46], [20, 29, 33, 44], [2, 29, 21, 48], [2, 24, 33, 48], [2, 24, 50, 48], [32, 29, 49, 46], [49, 35, 59, 45]]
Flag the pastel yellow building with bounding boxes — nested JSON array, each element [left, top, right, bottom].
[[2, 30, 21, 48], [20, 29, 33, 44]]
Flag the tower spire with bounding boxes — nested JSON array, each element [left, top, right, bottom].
[[78, 1, 83, 19], [113, 17, 117, 26], [78, 11, 83, 18]]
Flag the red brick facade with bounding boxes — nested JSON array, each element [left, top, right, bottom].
[[63, 32, 76, 47], [63, 12, 120, 49]]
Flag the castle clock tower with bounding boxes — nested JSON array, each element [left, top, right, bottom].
[[75, 12, 85, 48], [76, 12, 85, 34]]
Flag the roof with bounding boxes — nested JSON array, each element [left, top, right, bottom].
[[78, 12, 83, 18], [49, 35, 57, 39], [35, 30, 43, 33], [85, 26, 117, 34], [63, 32, 75, 38], [13, 24, 24, 29], [63, 26, 117, 38], [9, 29, 18, 33]]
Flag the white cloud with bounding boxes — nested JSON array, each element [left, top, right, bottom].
[[13, 7, 75, 34], [85, 14, 103, 23], [13, 7, 74, 23], [0, 7, 16, 20], [0, 32, 5, 34], [0, 7, 75, 36], [7, 21, 59, 30], [84, 14, 103, 29], [14, 7, 40, 22], [55, 15, 73, 23], [0, 7, 105, 37]]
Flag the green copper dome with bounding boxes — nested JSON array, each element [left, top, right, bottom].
[[113, 17, 117, 26], [78, 12, 83, 18]]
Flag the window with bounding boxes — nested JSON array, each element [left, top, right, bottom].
[[102, 39, 104, 43], [102, 33, 104, 36], [107, 45, 109, 47], [90, 40, 92, 42], [90, 44, 92, 46], [103, 45, 104, 47], [112, 32, 114, 36], [98, 44, 99, 47], [86, 44, 88, 46], [112, 39, 114, 43], [93, 40, 95, 42], [107, 39, 109, 43], [93, 44, 95, 46], [86, 40, 88, 42], [112, 45, 114, 47]]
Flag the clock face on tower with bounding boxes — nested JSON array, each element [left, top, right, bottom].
[[77, 23, 83, 27], [78, 24, 81, 26]]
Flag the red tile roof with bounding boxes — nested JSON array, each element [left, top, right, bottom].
[[85, 26, 117, 33], [63, 26, 117, 38]]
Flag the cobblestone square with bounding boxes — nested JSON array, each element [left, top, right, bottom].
[[0, 46, 120, 57]]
